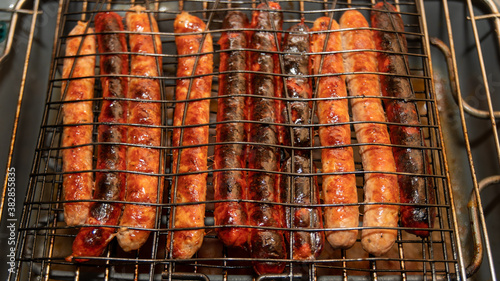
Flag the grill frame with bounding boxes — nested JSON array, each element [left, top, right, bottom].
[[5, 0, 495, 280]]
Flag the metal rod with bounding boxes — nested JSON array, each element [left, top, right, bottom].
[[466, 175, 500, 277], [0, 0, 28, 65], [439, 0, 491, 279], [430, 37, 500, 119], [464, 0, 498, 279], [0, 0, 40, 224]]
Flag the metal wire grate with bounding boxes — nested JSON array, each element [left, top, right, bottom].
[[9, 0, 467, 280]]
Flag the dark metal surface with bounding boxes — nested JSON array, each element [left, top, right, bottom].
[[4, 0, 500, 280]]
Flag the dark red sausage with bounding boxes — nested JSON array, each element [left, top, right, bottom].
[[214, 11, 250, 248], [282, 156, 324, 260], [247, 2, 286, 274], [282, 22, 324, 260], [68, 12, 128, 261], [371, 2, 434, 238]]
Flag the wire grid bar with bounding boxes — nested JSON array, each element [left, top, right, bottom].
[[10, 0, 462, 280]]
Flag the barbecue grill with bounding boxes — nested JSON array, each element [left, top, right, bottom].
[[0, 0, 498, 280]]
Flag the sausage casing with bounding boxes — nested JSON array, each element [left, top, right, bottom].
[[371, 2, 434, 237], [282, 156, 324, 260], [214, 11, 249, 248], [61, 21, 95, 227], [282, 22, 324, 260], [340, 10, 399, 256], [247, 2, 286, 274], [116, 6, 163, 252], [172, 12, 213, 259], [68, 12, 128, 261], [311, 17, 358, 250]]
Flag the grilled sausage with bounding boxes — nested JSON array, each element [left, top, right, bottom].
[[61, 21, 95, 227], [282, 22, 324, 260], [283, 21, 312, 151], [340, 10, 399, 256], [116, 6, 163, 252], [372, 2, 434, 238], [247, 2, 286, 274], [68, 12, 128, 261], [282, 156, 324, 260], [310, 17, 358, 250], [214, 11, 249, 248], [171, 11, 213, 259]]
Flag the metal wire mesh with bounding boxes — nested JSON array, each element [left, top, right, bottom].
[[10, 0, 464, 280]]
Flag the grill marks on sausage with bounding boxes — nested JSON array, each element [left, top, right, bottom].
[[61, 21, 96, 227], [68, 12, 128, 261], [282, 22, 324, 260], [214, 11, 249, 248], [247, 2, 286, 274], [371, 2, 434, 238]]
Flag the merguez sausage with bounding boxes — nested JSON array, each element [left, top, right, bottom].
[[340, 10, 399, 256], [310, 17, 358, 250], [371, 2, 434, 238], [61, 21, 95, 227], [171, 12, 213, 259], [282, 22, 324, 260], [214, 11, 249, 248], [68, 12, 128, 261], [247, 2, 286, 274], [116, 6, 163, 252]]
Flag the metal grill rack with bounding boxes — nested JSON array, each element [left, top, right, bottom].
[[4, 0, 499, 280]]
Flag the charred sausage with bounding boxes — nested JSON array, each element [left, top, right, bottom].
[[282, 156, 324, 260], [340, 10, 399, 256], [247, 2, 286, 274], [61, 21, 95, 227], [214, 11, 249, 248], [310, 17, 358, 250], [371, 2, 434, 238], [116, 6, 163, 252], [68, 12, 128, 261], [282, 22, 324, 260], [171, 11, 213, 259]]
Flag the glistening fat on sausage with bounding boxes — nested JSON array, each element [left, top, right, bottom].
[[68, 12, 129, 261], [340, 10, 399, 256], [310, 17, 358, 250], [214, 11, 249, 248], [371, 2, 435, 238], [246, 2, 286, 274], [61, 21, 95, 227], [117, 5, 163, 252], [171, 11, 213, 259], [282, 21, 324, 260]]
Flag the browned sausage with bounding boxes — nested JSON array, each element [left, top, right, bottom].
[[116, 5, 163, 252], [61, 21, 95, 227], [282, 156, 324, 260], [340, 10, 399, 256], [67, 12, 128, 262], [247, 2, 286, 274], [171, 11, 213, 259], [371, 2, 434, 238], [214, 11, 249, 248], [310, 17, 358, 250], [282, 21, 324, 260]]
